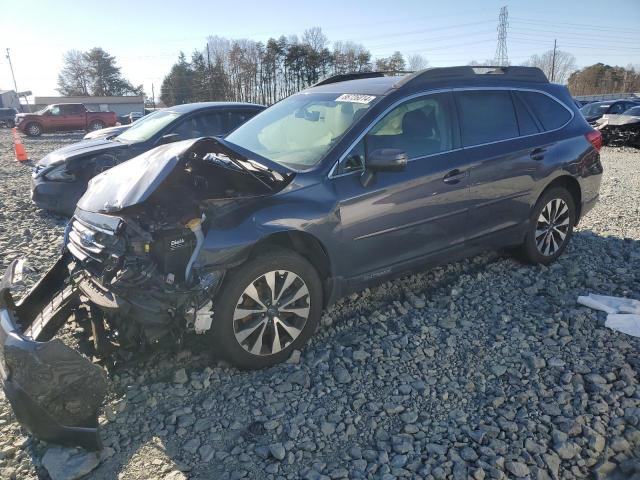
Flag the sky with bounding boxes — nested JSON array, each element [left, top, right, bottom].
[[1, 0, 639, 100]]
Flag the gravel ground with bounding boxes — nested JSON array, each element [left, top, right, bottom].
[[0, 128, 638, 480]]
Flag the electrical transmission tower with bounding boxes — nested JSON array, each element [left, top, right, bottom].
[[494, 6, 509, 66]]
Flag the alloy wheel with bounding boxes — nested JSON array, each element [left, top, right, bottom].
[[28, 124, 40, 135], [233, 270, 310, 356], [535, 198, 570, 256]]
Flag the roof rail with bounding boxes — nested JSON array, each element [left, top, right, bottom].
[[313, 71, 413, 87], [394, 66, 549, 89]]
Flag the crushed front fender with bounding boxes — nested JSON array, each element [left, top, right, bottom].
[[0, 256, 107, 450]]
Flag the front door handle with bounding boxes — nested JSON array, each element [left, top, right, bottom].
[[530, 147, 546, 161], [443, 169, 467, 184]]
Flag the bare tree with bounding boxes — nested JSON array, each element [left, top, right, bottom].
[[332, 41, 371, 74], [57, 50, 90, 96], [522, 49, 576, 84], [302, 27, 328, 53], [407, 54, 428, 71]]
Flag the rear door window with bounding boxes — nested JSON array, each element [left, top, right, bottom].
[[455, 90, 519, 146], [63, 104, 83, 115], [519, 91, 572, 130]]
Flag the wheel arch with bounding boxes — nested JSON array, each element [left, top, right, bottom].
[[538, 175, 583, 223], [251, 230, 333, 306]]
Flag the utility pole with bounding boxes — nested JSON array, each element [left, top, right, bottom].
[[5, 48, 23, 112], [494, 6, 509, 66], [206, 42, 214, 100], [151, 83, 156, 109], [550, 39, 557, 82]]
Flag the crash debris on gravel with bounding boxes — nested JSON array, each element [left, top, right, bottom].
[[0, 130, 638, 479]]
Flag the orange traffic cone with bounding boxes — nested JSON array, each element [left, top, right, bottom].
[[12, 128, 28, 162]]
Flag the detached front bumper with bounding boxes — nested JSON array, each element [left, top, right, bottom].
[[0, 256, 107, 450]]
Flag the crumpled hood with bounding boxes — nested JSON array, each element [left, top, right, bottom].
[[36, 138, 129, 168], [597, 114, 640, 127], [77, 137, 293, 214]]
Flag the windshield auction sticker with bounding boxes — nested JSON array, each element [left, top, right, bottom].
[[336, 94, 376, 104]]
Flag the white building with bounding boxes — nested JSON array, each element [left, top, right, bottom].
[[32, 95, 144, 117]]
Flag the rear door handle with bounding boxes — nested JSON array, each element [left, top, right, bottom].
[[443, 169, 467, 184], [530, 147, 546, 161]]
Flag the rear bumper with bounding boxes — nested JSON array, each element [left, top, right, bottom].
[[0, 257, 106, 450], [31, 175, 86, 216]]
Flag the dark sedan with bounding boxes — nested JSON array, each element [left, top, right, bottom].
[[580, 99, 639, 125], [31, 102, 265, 215]]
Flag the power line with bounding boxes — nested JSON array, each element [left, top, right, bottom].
[[510, 17, 640, 34], [348, 19, 496, 42], [509, 38, 640, 52], [509, 26, 640, 44], [365, 31, 496, 51]]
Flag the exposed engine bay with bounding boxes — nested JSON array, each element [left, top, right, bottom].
[[596, 114, 640, 148], [0, 137, 293, 450]]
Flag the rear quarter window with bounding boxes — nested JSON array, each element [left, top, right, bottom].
[[519, 91, 572, 131], [512, 93, 540, 136], [455, 90, 519, 146]]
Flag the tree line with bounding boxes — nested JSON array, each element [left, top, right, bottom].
[[159, 27, 427, 107], [567, 63, 640, 96], [55, 34, 640, 107]]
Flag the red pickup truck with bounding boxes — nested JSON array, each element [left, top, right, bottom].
[[15, 103, 118, 137]]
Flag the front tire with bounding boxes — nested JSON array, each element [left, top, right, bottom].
[[26, 122, 42, 136], [519, 187, 576, 265], [211, 249, 323, 369]]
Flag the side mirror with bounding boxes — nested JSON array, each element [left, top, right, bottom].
[[158, 133, 182, 145], [360, 148, 408, 187]]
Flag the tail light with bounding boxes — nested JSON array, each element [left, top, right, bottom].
[[585, 130, 602, 152]]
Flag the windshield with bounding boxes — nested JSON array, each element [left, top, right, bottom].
[[580, 103, 611, 117], [224, 92, 378, 169], [117, 110, 180, 143], [623, 106, 640, 116]]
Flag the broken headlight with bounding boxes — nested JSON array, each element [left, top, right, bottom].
[[45, 164, 76, 182]]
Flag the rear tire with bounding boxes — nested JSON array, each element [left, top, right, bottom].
[[518, 187, 576, 265], [88, 121, 105, 131], [210, 249, 322, 369], [26, 122, 42, 136]]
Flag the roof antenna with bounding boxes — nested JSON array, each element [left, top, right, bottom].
[[494, 6, 509, 67]]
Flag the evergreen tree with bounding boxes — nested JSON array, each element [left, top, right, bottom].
[[84, 47, 142, 96], [160, 52, 194, 106]]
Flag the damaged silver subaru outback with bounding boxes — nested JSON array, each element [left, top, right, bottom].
[[0, 67, 603, 449]]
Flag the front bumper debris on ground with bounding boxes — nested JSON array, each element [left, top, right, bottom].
[[0, 255, 107, 450]]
